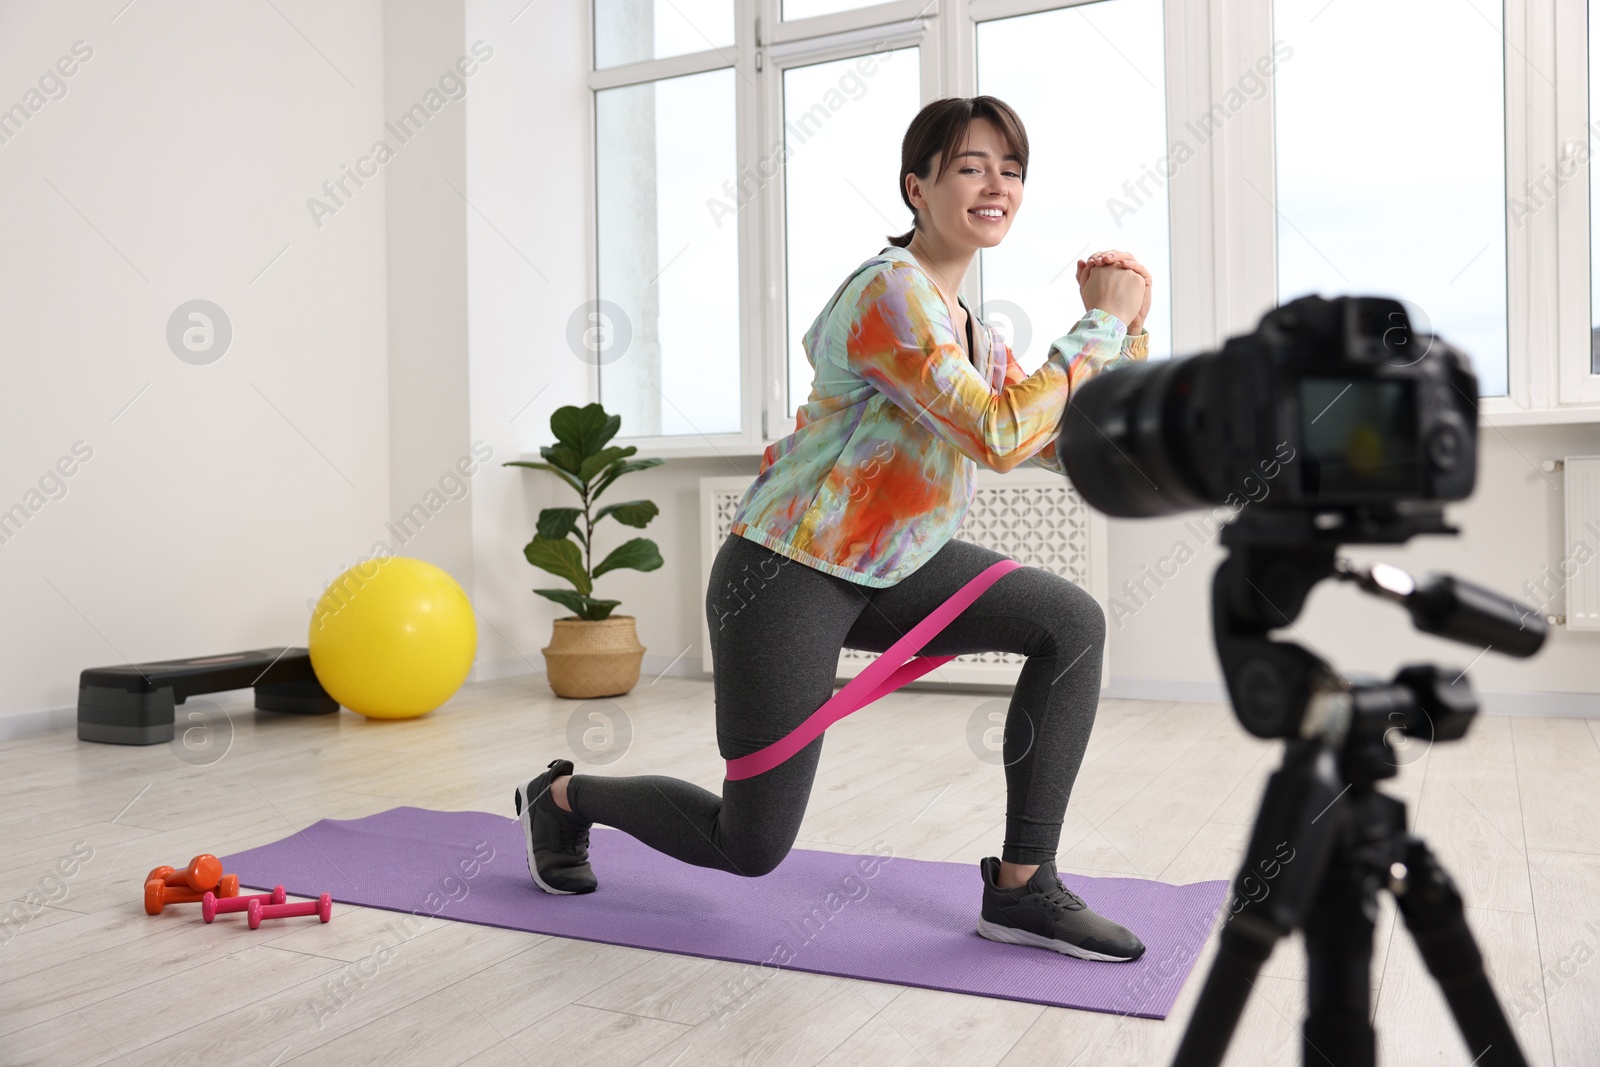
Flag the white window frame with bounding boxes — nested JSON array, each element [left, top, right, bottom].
[[1241, 0, 1600, 425], [759, 1, 938, 443], [589, 0, 1600, 464], [1554, 0, 1600, 406], [585, 4, 764, 457]]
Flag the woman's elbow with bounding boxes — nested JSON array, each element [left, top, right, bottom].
[[985, 449, 1024, 474]]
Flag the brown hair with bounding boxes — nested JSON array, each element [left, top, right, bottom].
[[886, 96, 1029, 248]]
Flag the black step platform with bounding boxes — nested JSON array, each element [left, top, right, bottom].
[[78, 647, 339, 745]]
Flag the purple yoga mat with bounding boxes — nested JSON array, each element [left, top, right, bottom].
[[222, 806, 1227, 1019]]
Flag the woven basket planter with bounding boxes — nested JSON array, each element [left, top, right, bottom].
[[541, 614, 646, 698]]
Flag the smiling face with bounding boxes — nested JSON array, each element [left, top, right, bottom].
[[904, 116, 1024, 253]]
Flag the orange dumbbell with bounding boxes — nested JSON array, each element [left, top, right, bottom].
[[146, 854, 223, 893], [143, 873, 240, 915]]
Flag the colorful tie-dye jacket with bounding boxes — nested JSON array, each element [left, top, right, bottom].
[[729, 244, 1149, 588]]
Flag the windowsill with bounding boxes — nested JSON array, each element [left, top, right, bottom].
[[506, 403, 1600, 468], [512, 437, 771, 464], [625, 442, 771, 460], [1476, 404, 1600, 427]]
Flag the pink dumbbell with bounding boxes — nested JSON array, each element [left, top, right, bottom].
[[202, 885, 287, 922], [247, 892, 333, 930]]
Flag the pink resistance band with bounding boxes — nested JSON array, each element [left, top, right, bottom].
[[723, 557, 1024, 781]]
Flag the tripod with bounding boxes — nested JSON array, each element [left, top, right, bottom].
[[1172, 507, 1546, 1067]]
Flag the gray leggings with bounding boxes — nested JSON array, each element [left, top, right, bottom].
[[565, 532, 1107, 875]]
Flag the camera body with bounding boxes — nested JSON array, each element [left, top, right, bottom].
[[1062, 294, 1479, 519]]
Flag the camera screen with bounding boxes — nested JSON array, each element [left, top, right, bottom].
[[1298, 377, 1420, 497]]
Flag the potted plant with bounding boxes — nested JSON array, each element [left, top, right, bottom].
[[504, 402, 664, 698]]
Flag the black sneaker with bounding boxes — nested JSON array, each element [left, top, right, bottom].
[[976, 856, 1145, 962], [514, 758, 597, 895]]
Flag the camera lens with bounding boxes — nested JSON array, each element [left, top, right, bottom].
[[1058, 294, 1477, 519], [1061, 355, 1213, 517]]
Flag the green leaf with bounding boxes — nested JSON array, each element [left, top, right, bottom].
[[502, 460, 583, 495], [533, 589, 622, 621], [579, 445, 637, 484], [532, 587, 588, 615], [523, 536, 591, 595], [594, 499, 658, 528], [536, 508, 583, 542], [551, 404, 622, 458], [592, 537, 663, 579], [591, 457, 665, 501], [540, 444, 585, 477]]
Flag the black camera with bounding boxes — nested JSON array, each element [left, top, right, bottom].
[[1061, 293, 1478, 519]]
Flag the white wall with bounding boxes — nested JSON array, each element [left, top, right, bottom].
[[463, 0, 597, 686], [0, 1, 392, 726], [383, 0, 475, 602], [1100, 423, 1600, 714]]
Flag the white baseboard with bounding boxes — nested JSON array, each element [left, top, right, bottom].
[[473, 661, 1600, 721], [1476, 689, 1600, 717], [1099, 678, 1600, 719], [468, 655, 549, 686], [0, 705, 76, 742], [12, 664, 1594, 744], [468, 651, 714, 689], [1103, 678, 1231, 704]]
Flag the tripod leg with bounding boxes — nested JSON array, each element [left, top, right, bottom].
[[1173, 740, 1346, 1067], [1393, 835, 1529, 1067], [1301, 828, 1376, 1067], [1171, 916, 1276, 1067]]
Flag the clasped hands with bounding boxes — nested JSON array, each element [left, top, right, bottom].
[[1077, 250, 1153, 337]]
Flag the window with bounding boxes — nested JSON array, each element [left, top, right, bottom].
[[1272, 0, 1509, 398], [1552, 0, 1600, 405], [975, 0, 1172, 370], [595, 69, 741, 437], [782, 47, 922, 416], [584, 0, 1600, 461]]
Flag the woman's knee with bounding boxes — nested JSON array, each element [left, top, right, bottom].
[[1072, 582, 1109, 646], [716, 824, 796, 877], [732, 842, 792, 878], [1015, 571, 1106, 657], [715, 767, 812, 877]]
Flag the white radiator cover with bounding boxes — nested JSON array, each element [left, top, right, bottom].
[[699, 469, 1110, 688], [1564, 455, 1600, 631]]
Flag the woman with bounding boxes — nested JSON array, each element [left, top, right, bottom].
[[516, 95, 1155, 962]]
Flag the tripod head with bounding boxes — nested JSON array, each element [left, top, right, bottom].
[[1211, 503, 1546, 762]]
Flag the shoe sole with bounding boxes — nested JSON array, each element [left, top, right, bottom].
[[515, 781, 582, 896], [975, 916, 1138, 962]]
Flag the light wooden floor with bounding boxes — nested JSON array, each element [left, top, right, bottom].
[[4, 675, 1599, 1066]]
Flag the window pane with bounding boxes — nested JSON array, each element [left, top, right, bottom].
[[783, 48, 921, 415], [596, 69, 741, 437], [976, 0, 1172, 372], [1275, 0, 1508, 397], [595, 0, 734, 69]]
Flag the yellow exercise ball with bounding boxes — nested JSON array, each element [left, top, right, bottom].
[[308, 556, 477, 720]]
